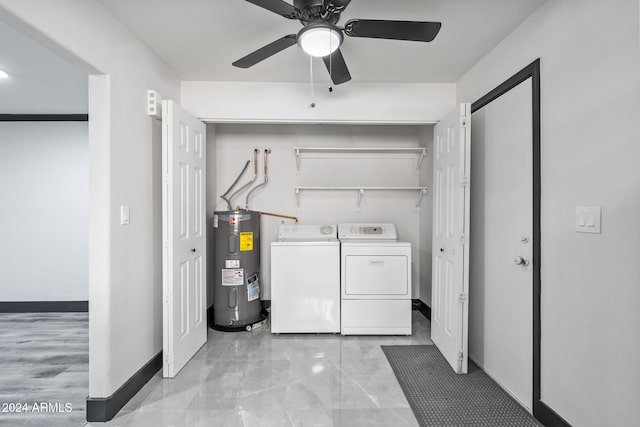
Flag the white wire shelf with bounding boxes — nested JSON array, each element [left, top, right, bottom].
[[294, 146, 428, 171], [294, 186, 429, 208]]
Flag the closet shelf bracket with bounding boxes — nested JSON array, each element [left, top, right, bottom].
[[416, 188, 428, 207], [416, 149, 428, 171], [356, 188, 365, 208]]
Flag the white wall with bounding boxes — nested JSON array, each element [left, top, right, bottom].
[[0, 0, 181, 399], [457, 1, 640, 425], [182, 81, 455, 124], [0, 122, 88, 301], [214, 124, 430, 300]]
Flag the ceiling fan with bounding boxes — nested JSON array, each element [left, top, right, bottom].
[[233, 0, 442, 85]]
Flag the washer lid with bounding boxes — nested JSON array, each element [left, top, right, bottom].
[[277, 224, 337, 241], [338, 223, 398, 241]]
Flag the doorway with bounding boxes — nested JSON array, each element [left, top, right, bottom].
[[0, 18, 90, 426], [469, 60, 541, 414]]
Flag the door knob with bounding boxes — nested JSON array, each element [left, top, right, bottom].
[[513, 256, 529, 266], [191, 248, 196, 253], [440, 248, 444, 253]]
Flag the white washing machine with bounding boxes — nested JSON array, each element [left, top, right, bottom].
[[270, 224, 340, 333], [339, 223, 412, 335]]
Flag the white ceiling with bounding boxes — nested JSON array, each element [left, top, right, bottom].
[[0, 20, 88, 114], [99, 0, 545, 83], [0, 0, 545, 114]]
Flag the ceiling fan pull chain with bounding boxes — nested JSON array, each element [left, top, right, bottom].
[[309, 55, 316, 108], [328, 30, 333, 92]]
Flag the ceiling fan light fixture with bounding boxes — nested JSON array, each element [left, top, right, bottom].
[[298, 23, 343, 57]]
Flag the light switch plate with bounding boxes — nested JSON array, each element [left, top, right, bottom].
[[576, 206, 601, 233], [120, 205, 130, 225]]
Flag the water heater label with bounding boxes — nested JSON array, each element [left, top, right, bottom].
[[221, 268, 243, 286], [247, 273, 260, 302], [225, 260, 240, 268], [239, 232, 254, 251]]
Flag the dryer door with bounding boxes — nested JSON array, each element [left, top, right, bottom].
[[344, 254, 409, 297]]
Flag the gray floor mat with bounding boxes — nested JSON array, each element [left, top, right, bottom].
[[382, 345, 542, 427]]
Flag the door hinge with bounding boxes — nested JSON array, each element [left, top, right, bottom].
[[458, 351, 464, 361], [458, 293, 467, 303], [461, 117, 469, 128], [164, 354, 170, 364], [461, 175, 469, 187], [459, 234, 466, 246], [163, 174, 169, 184]]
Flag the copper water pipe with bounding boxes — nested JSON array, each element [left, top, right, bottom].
[[258, 211, 299, 223]]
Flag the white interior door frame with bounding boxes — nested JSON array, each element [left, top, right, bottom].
[[468, 59, 542, 417], [162, 100, 207, 378]]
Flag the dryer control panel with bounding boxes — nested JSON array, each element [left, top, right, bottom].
[[338, 223, 398, 241], [278, 224, 337, 241]]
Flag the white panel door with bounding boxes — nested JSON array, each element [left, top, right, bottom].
[[469, 79, 533, 410], [162, 100, 207, 378], [431, 103, 471, 374]]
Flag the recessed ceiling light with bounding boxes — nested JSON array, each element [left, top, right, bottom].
[[0, 69, 8, 79]]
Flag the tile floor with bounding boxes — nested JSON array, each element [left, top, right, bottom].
[[0, 312, 88, 427], [90, 311, 433, 427]]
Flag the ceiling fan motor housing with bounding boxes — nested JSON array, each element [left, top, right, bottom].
[[294, 0, 349, 24], [294, 0, 323, 9], [294, 0, 323, 18]]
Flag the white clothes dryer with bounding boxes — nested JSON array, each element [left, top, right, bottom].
[[338, 223, 412, 335], [270, 224, 340, 333]]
